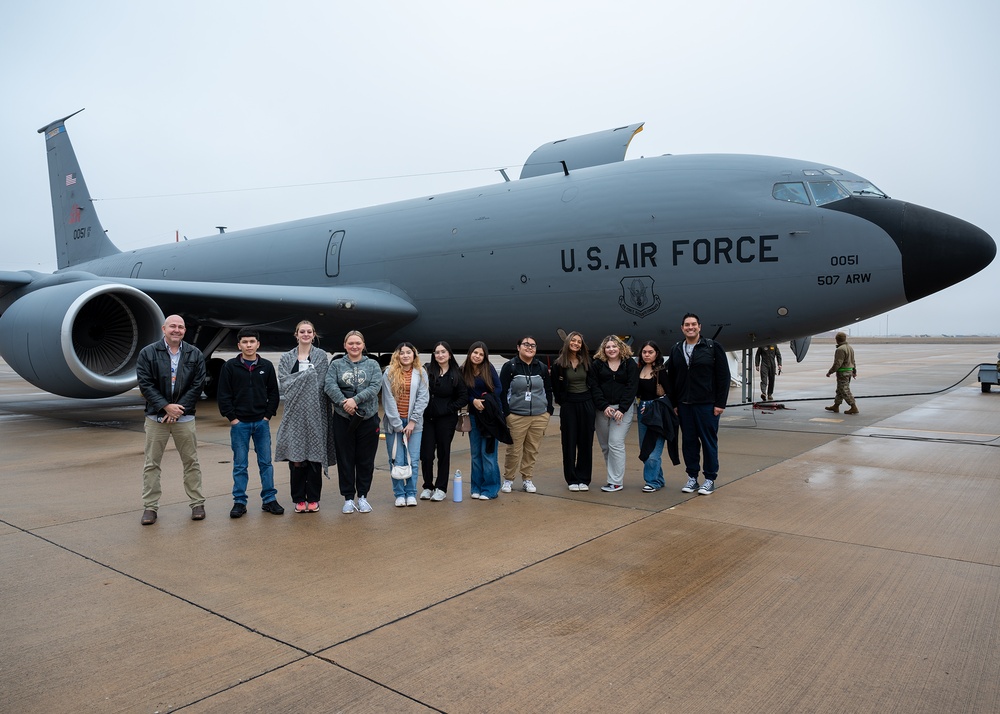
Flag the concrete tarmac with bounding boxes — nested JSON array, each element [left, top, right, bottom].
[[1, 341, 999, 713]]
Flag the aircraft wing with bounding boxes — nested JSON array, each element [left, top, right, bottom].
[[0, 271, 34, 301], [122, 278, 418, 331]]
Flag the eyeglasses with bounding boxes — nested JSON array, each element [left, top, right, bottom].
[[520, 342, 537, 349]]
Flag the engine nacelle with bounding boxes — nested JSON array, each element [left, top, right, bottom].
[[0, 280, 164, 398]]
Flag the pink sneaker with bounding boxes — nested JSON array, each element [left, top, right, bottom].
[[307, 502, 320, 512], [295, 502, 308, 513]]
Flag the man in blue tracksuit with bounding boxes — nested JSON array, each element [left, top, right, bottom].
[[666, 313, 731, 496], [218, 327, 283, 518]]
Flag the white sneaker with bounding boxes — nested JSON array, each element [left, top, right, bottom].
[[431, 489, 446, 501], [600, 483, 623, 492], [501, 480, 513, 493], [395, 496, 406, 508], [406, 496, 417, 507], [357, 496, 372, 513], [568, 484, 580, 492], [578, 483, 589, 492], [419, 489, 433, 500], [342, 499, 356, 514], [522, 480, 537, 493], [471, 492, 481, 500]]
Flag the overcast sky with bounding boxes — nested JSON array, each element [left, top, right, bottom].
[[2, 1, 997, 336]]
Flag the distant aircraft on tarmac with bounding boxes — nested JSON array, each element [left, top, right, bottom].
[[0, 110, 994, 398]]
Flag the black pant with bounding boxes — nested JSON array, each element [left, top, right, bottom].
[[559, 397, 595, 485], [332, 413, 379, 498], [289, 461, 323, 503], [421, 413, 458, 492]]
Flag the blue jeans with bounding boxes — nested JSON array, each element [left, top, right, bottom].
[[637, 401, 665, 489], [385, 420, 420, 499], [231, 419, 276, 505], [469, 415, 502, 498]]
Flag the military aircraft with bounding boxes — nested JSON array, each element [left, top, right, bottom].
[[0, 111, 995, 398]]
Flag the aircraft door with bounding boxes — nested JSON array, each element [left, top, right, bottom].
[[325, 230, 345, 277]]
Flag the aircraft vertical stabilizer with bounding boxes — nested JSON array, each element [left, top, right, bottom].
[[37, 110, 119, 269]]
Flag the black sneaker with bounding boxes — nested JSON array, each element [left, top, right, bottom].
[[262, 500, 285, 515], [230, 503, 248, 518]]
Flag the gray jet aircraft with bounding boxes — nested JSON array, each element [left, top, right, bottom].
[[0, 111, 995, 398]]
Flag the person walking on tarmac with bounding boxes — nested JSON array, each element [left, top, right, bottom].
[[825, 332, 859, 414], [754, 343, 782, 401]]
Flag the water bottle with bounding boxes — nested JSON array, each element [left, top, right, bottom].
[[453, 469, 463, 502]]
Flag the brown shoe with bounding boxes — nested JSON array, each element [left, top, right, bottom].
[[824, 405, 839, 413], [844, 406, 860, 415], [141, 509, 157, 525], [191, 505, 206, 520]]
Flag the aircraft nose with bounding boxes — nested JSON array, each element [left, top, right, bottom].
[[824, 197, 996, 302]]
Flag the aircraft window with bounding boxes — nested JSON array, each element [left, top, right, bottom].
[[838, 180, 888, 198], [808, 181, 850, 206], [802, 169, 823, 176], [823, 168, 843, 176], [772, 182, 810, 205]]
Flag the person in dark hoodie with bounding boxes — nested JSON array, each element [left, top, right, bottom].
[[420, 341, 468, 501], [217, 327, 283, 518], [666, 313, 731, 496], [462, 342, 508, 500]]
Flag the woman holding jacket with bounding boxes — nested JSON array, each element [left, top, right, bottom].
[[462, 341, 504, 500], [635, 340, 670, 493], [590, 334, 639, 493], [381, 342, 430, 508], [420, 341, 468, 501]]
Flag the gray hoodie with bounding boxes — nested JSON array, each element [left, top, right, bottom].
[[324, 355, 382, 420]]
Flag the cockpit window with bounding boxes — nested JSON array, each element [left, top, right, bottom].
[[808, 181, 850, 206], [837, 180, 888, 198], [772, 182, 810, 205]]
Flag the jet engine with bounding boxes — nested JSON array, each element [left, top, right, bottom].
[[0, 280, 164, 398]]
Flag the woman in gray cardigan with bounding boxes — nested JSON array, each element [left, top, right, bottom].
[[381, 342, 430, 508]]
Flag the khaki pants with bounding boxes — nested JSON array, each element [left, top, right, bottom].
[[504, 413, 550, 481], [142, 418, 205, 510]]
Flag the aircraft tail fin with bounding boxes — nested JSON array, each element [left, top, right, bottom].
[[37, 110, 119, 269]]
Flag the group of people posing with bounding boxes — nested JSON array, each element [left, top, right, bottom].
[[135, 312, 734, 525]]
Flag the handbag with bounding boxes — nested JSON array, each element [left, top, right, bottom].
[[390, 433, 412, 480], [456, 410, 472, 434]]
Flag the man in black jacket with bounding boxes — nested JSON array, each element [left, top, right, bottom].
[[666, 313, 731, 496], [135, 314, 207, 525], [218, 328, 283, 518]]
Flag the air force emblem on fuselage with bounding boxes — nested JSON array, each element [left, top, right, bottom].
[[619, 276, 661, 318]]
